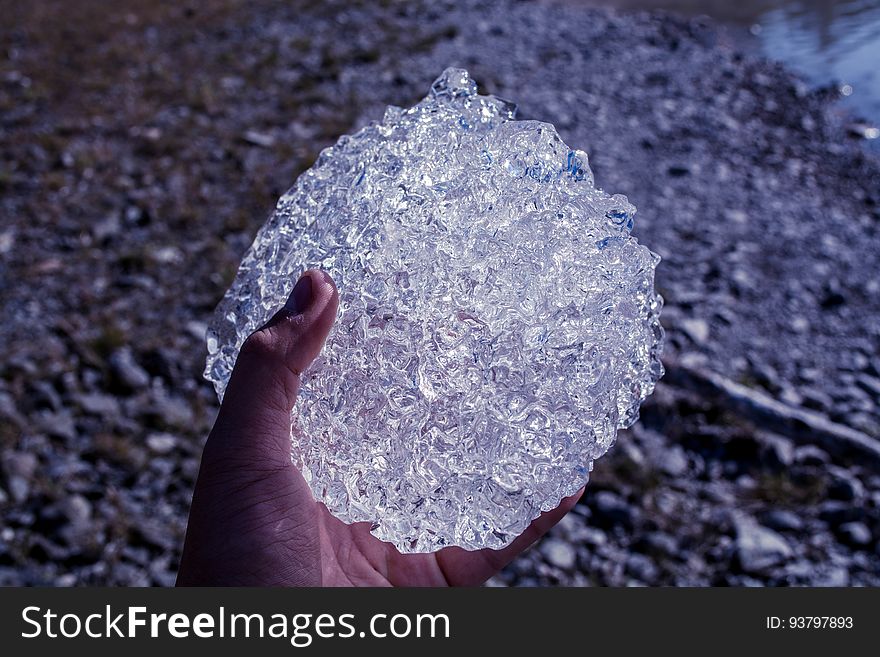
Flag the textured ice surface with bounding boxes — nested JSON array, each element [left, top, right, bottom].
[[205, 68, 664, 553]]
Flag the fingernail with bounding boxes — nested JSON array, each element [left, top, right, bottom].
[[286, 273, 313, 315]]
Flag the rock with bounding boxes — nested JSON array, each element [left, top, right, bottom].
[[625, 553, 659, 583], [581, 527, 608, 547], [836, 522, 872, 548], [680, 318, 710, 345], [2, 452, 38, 503], [778, 387, 803, 407], [150, 390, 194, 429], [55, 573, 78, 587], [617, 439, 648, 474], [735, 517, 793, 573], [0, 391, 24, 427], [827, 466, 864, 501], [242, 129, 276, 147], [818, 501, 862, 527], [657, 444, 689, 477], [540, 538, 577, 570], [640, 531, 679, 558], [794, 445, 830, 466], [146, 433, 178, 455], [801, 387, 833, 412], [92, 214, 120, 241], [130, 520, 174, 551], [855, 374, 880, 399], [816, 566, 850, 587], [61, 495, 92, 526], [590, 490, 636, 528], [757, 433, 794, 468], [37, 410, 77, 441], [761, 509, 804, 532], [109, 347, 150, 390], [185, 320, 208, 342], [76, 393, 121, 417]]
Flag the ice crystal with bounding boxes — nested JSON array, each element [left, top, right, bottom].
[[205, 68, 664, 553]]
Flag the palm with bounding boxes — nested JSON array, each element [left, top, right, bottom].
[[314, 488, 581, 587]]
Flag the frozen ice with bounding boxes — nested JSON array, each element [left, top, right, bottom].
[[205, 68, 664, 553]]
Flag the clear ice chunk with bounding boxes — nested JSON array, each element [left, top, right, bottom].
[[205, 68, 664, 553]]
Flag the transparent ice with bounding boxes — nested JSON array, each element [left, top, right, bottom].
[[205, 68, 664, 553]]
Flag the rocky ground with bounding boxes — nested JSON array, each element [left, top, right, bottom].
[[1, 0, 878, 586]]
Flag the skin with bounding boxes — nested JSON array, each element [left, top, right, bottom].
[[178, 269, 583, 586]]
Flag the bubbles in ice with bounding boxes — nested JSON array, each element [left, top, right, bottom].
[[205, 68, 664, 553]]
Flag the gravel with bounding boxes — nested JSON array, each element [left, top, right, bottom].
[[1, 0, 878, 586]]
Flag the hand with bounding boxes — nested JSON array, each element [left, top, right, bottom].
[[178, 269, 583, 586]]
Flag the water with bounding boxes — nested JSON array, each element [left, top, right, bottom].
[[586, 0, 880, 129]]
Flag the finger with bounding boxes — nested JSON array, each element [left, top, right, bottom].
[[178, 269, 338, 586], [436, 486, 585, 585], [208, 268, 339, 468]]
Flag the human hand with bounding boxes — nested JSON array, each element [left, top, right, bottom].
[[177, 269, 583, 586]]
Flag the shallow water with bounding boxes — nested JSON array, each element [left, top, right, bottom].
[[586, 0, 880, 128]]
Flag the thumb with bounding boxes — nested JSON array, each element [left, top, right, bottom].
[[207, 268, 339, 470]]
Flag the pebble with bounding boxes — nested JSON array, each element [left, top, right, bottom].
[[146, 433, 178, 455], [757, 433, 794, 468], [818, 501, 861, 526], [816, 566, 850, 587], [62, 495, 92, 526], [76, 393, 121, 417], [761, 509, 804, 532], [625, 553, 659, 583], [109, 347, 150, 390], [734, 517, 793, 573], [856, 375, 880, 399], [641, 531, 679, 558], [243, 130, 276, 147], [540, 538, 577, 570], [590, 490, 636, 528], [150, 390, 194, 428], [657, 445, 689, 477], [836, 522, 872, 548], [2, 452, 37, 503], [680, 318, 710, 345], [827, 467, 864, 501], [793, 445, 830, 466]]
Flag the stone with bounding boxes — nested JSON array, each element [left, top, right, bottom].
[[146, 433, 178, 455], [761, 509, 804, 532], [61, 495, 92, 526], [2, 452, 37, 503], [150, 390, 193, 428], [625, 553, 659, 583], [758, 433, 794, 468], [641, 531, 679, 558], [657, 444, 689, 477], [827, 466, 864, 501], [856, 374, 880, 399], [794, 445, 830, 466], [581, 527, 608, 547], [109, 347, 150, 390], [204, 68, 664, 552], [591, 490, 636, 528], [734, 517, 793, 573], [816, 566, 850, 587], [680, 318, 710, 345], [836, 522, 872, 548], [76, 393, 120, 417], [818, 500, 862, 526], [540, 538, 577, 570]]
